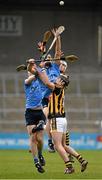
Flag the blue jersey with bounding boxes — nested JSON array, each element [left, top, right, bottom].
[[39, 63, 60, 98], [24, 78, 42, 109], [47, 63, 60, 83], [37, 67, 47, 96]]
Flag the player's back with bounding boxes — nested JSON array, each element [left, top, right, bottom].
[[48, 88, 65, 119], [24, 78, 42, 109]]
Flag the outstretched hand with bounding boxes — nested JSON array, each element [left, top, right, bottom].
[[38, 41, 46, 53]]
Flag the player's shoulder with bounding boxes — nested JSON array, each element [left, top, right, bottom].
[[52, 62, 59, 68]]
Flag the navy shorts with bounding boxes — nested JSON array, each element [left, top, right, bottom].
[[25, 108, 46, 126], [42, 97, 49, 108]]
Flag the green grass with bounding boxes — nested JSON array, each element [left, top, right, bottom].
[[0, 150, 102, 179]]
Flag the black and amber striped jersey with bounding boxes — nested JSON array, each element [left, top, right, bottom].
[[48, 88, 65, 119]]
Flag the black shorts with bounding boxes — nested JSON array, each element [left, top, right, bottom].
[[42, 97, 49, 108], [25, 108, 46, 126]]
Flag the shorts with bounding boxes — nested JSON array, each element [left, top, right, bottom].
[[50, 117, 67, 133], [42, 97, 49, 108], [25, 108, 46, 126]]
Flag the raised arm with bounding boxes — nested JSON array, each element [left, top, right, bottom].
[[38, 70, 55, 90], [52, 28, 62, 65], [27, 59, 55, 90], [27, 59, 63, 90]]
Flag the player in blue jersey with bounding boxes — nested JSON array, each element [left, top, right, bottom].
[[38, 29, 63, 152], [38, 29, 61, 101], [25, 58, 63, 173], [24, 69, 46, 173]]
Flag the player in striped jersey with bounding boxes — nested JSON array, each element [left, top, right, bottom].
[[48, 63, 88, 174]]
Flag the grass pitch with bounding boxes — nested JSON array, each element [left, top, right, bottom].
[[0, 150, 102, 179]]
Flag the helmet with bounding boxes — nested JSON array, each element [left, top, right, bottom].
[[60, 60, 67, 68]]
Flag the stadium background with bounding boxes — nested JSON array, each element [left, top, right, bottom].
[[0, 0, 102, 150]]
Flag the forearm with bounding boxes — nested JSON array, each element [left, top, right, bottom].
[[55, 36, 61, 55], [54, 36, 61, 64], [38, 71, 55, 90], [46, 82, 55, 90]]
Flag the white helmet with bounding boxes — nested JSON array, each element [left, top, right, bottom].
[[60, 60, 67, 69]]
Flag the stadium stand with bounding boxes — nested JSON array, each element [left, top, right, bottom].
[[0, 72, 102, 133]]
